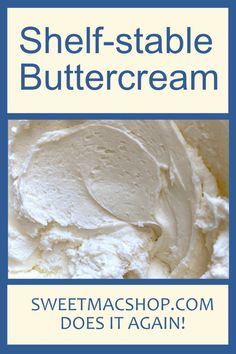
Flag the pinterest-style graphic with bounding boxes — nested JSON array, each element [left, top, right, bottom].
[[0, 1, 235, 353]]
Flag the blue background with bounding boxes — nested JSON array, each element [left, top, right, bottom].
[[0, 0, 235, 353]]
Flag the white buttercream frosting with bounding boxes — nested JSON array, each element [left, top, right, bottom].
[[8, 120, 229, 279]]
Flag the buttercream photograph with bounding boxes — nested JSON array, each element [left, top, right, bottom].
[[8, 120, 229, 279]]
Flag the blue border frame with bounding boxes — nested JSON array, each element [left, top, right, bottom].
[[0, 0, 235, 353]]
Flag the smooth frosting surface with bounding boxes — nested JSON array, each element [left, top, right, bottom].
[[8, 120, 229, 278]]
